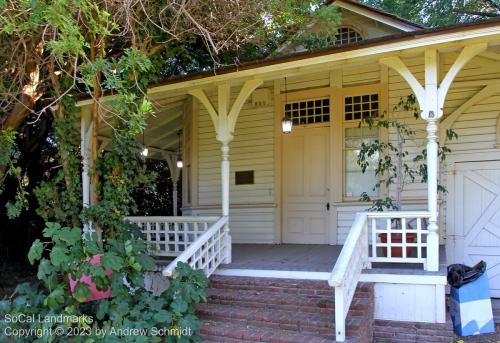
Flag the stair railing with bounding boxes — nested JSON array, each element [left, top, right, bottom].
[[329, 212, 369, 342], [162, 216, 229, 277], [126, 216, 219, 257]]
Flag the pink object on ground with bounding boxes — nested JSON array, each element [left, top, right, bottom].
[[68, 254, 112, 302]]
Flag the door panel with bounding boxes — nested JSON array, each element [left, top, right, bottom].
[[448, 161, 500, 297], [283, 127, 330, 244]]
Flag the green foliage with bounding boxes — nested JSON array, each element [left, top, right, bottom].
[[357, 95, 458, 211], [291, 4, 343, 51], [361, 0, 499, 27], [34, 99, 82, 227], [0, 129, 29, 219], [2, 222, 208, 343]]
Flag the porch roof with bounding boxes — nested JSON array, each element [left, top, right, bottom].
[[78, 18, 500, 160], [78, 18, 500, 107]]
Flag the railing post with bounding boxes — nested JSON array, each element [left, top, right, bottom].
[[335, 286, 346, 342], [425, 118, 439, 272], [221, 143, 232, 264]]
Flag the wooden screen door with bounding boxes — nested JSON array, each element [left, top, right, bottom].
[[282, 126, 330, 244], [447, 161, 500, 297]]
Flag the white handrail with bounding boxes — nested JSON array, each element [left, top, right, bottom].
[[329, 212, 369, 342], [162, 216, 228, 277], [329, 212, 368, 287], [127, 216, 219, 222]]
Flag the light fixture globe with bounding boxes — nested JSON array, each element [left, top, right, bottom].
[[176, 155, 183, 168], [141, 147, 149, 157], [281, 116, 293, 134]]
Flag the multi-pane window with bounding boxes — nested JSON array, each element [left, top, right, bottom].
[[343, 92, 381, 198], [284, 98, 330, 126], [345, 94, 379, 121], [335, 27, 363, 46], [344, 126, 380, 198]]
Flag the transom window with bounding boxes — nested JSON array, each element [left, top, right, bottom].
[[345, 94, 379, 121], [335, 27, 363, 46], [284, 98, 330, 126]]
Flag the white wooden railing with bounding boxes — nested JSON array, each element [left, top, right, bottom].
[[162, 216, 229, 277], [329, 213, 369, 342], [367, 211, 431, 266], [126, 216, 219, 257], [329, 210, 434, 341]]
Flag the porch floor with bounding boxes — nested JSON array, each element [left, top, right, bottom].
[[225, 244, 342, 272], [223, 244, 446, 273]]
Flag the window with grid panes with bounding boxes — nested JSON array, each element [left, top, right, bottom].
[[335, 27, 363, 46], [284, 98, 330, 126], [344, 94, 379, 121], [344, 93, 381, 198]]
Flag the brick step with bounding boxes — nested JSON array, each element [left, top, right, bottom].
[[199, 276, 375, 342], [206, 287, 371, 318], [206, 287, 335, 313], [197, 302, 336, 336], [209, 275, 373, 294], [373, 317, 455, 343], [200, 319, 337, 343]]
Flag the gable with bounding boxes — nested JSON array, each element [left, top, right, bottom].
[[333, 0, 422, 32], [278, 0, 421, 55]]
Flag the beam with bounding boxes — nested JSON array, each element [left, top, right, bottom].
[[440, 84, 498, 142], [146, 105, 183, 134], [147, 125, 182, 147], [228, 79, 263, 131], [438, 44, 487, 111], [379, 56, 425, 106], [97, 135, 176, 157], [479, 51, 500, 62], [188, 89, 219, 131]]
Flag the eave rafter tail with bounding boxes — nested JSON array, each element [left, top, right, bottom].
[[379, 43, 487, 118], [188, 79, 263, 143]]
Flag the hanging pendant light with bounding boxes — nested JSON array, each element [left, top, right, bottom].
[[281, 76, 292, 134], [176, 130, 183, 168], [141, 130, 149, 157]]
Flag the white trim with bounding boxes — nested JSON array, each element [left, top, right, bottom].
[[214, 268, 447, 285], [359, 272, 447, 285], [214, 268, 331, 280], [335, 0, 420, 32]]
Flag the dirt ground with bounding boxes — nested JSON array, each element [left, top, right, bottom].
[[0, 263, 37, 299]]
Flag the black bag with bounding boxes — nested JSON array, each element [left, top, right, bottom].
[[447, 260, 487, 288]]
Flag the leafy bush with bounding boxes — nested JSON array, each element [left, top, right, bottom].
[[1, 222, 208, 342]]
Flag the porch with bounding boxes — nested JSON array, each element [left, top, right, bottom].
[[223, 243, 446, 273]]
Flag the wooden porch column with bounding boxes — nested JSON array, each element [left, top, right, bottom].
[[380, 43, 486, 272], [164, 153, 181, 216], [80, 107, 93, 237], [189, 79, 263, 263]]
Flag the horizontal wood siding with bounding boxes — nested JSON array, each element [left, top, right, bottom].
[[188, 207, 276, 244], [195, 85, 277, 243]]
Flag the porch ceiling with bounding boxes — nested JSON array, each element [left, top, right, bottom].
[[97, 94, 188, 160]]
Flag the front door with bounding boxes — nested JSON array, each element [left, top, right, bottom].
[[447, 161, 500, 297], [283, 126, 330, 244]]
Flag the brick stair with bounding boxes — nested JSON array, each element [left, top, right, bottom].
[[198, 275, 374, 343]]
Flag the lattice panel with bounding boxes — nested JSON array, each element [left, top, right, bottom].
[[368, 213, 430, 264], [186, 229, 225, 276], [127, 217, 218, 257]]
